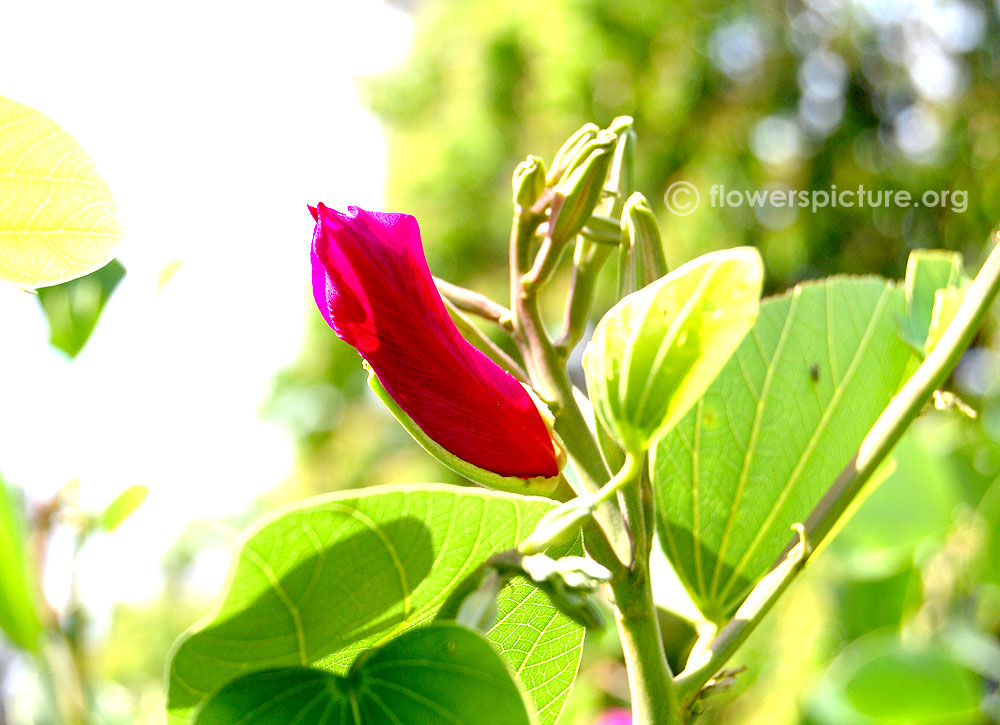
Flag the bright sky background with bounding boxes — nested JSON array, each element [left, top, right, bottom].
[[0, 1, 413, 612]]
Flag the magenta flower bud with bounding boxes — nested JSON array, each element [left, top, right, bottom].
[[310, 204, 561, 481]]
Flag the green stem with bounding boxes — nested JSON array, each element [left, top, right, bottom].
[[675, 235, 1000, 705], [508, 211, 610, 492], [607, 455, 680, 724], [508, 205, 680, 721], [555, 242, 613, 356], [614, 591, 681, 724]]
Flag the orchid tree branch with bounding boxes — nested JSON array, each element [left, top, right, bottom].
[[675, 234, 1000, 707], [434, 276, 514, 331]]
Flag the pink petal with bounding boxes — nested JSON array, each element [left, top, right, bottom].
[[310, 204, 559, 479]]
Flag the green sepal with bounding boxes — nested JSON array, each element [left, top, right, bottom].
[[603, 117, 636, 201], [618, 192, 669, 298], [366, 365, 572, 499]]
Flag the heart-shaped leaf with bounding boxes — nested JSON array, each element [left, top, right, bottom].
[[0, 96, 124, 288], [167, 485, 583, 725], [653, 277, 917, 621], [193, 623, 532, 725]]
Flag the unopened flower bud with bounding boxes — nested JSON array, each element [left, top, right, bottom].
[[456, 570, 503, 632], [548, 131, 617, 249], [310, 204, 565, 496], [518, 500, 593, 555], [512, 155, 547, 211], [604, 120, 636, 200], [547, 122, 599, 186]]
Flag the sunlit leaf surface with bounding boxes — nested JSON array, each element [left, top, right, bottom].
[[0, 95, 123, 288], [585, 247, 762, 453], [652, 277, 917, 621], [193, 623, 532, 725], [167, 485, 583, 724]]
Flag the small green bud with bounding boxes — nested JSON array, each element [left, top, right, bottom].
[[495, 552, 610, 630], [512, 154, 547, 210], [547, 122, 599, 186], [549, 131, 617, 249], [618, 192, 669, 297], [604, 124, 636, 200], [518, 500, 593, 555], [456, 570, 503, 632]]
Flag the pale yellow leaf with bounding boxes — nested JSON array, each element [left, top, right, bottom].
[[0, 96, 123, 288]]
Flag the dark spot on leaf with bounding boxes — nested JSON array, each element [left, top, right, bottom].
[[809, 364, 820, 382]]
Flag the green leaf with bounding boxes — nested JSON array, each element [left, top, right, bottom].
[[925, 285, 968, 354], [653, 277, 917, 621], [0, 95, 124, 289], [37, 259, 125, 357], [167, 485, 583, 724], [98, 484, 148, 532], [193, 623, 532, 725], [900, 249, 966, 353], [807, 631, 983, 724], [584, 247, 762, 454], [0, 476, 42, 651]]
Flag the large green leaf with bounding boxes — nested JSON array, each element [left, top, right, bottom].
[[0, 476, 42, 651], [193, 623, 531, 725], [0, 96, 124, 288], [37, 258, 125, 357], [584, 247, 762, 454], [167, 485, 583, 724], [652, 277, 917, 621]]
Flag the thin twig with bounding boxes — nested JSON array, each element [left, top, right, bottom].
[[434, 277, 514, 331]]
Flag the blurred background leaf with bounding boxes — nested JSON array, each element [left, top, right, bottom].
[[0, 476, 42, 653], [97, 484, 147, 533], [36, 259, 126, 358]]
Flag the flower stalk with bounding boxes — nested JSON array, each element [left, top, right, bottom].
[[504, 135, 682, 722]]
